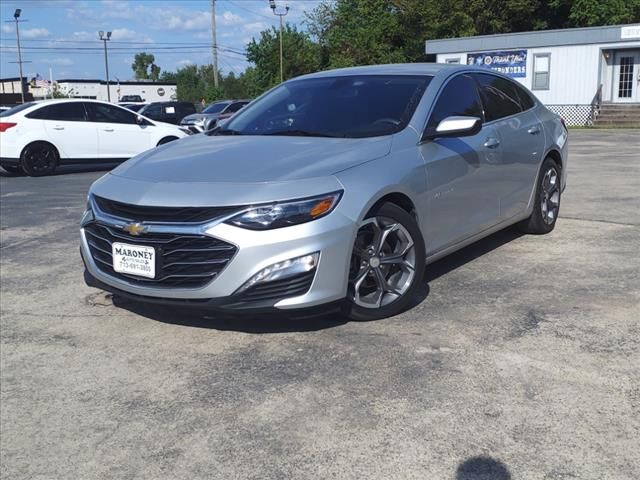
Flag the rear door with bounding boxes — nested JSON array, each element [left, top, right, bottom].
[[472, 73, 543, 220], [419, 74, 501, 253], [27, 102, 98, 160], [84, 102, 153, 160]]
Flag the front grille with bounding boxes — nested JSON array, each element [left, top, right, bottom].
[[84, 222, 237, 288], [94, 196, 240, 223], [230, 271, 315, 307]]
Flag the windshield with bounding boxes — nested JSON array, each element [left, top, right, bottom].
[[203, 102, 229, 114], [222, 75, 432, 138], [0, 102, 36, 117]]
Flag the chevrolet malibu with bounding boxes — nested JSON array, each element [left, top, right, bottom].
[[80, 64, 567, 320]]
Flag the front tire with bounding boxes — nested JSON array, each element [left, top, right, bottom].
[[344, 203, 426, 321], [518, 157, 561, 234], [20, 142, 58, 177]]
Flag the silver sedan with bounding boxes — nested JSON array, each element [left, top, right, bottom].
[[80, 64, 568, 320]]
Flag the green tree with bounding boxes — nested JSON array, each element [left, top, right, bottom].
[[246, 24, 321, 93], [568, 0, 640, 26], [131, 52, 161, 81]]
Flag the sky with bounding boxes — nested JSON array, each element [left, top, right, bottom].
[[0, 0, 322, 81]]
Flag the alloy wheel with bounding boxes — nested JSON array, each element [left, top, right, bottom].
[[541, 166, 560, 225], [349, 216, 416, 309], [25, 145, 56, 175]]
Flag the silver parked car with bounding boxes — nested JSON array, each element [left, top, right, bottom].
[[180, 99, 250, 133], [80, 64, 568, 320]]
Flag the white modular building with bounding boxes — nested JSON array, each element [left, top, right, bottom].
[[425, 23, 640, 125], [52, 80, 177, 103]]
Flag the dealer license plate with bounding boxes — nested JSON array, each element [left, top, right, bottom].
[[112, 242, 156, 279]]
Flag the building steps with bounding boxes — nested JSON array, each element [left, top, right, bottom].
[[594, 103, 640, 127]]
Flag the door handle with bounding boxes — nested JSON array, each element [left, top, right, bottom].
[[484, 137, 500, 149], [103, 128, 115, 132], [52, 126, 64, 130], [528, 125, 541, 135]]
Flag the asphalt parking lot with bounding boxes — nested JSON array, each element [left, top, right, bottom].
[[1, 129, 639, 479]]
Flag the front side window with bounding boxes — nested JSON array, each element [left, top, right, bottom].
[[26, 102, 87, 121], [473, 73, 522, 121], [225, 102, 248, 114], [222, 75, 432, 138], [427, 74, 483, 130], [85, 103, 137, 124]]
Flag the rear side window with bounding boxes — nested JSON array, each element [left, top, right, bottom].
[[85, 103, 137, 124], [513, 83, 536, 110], [27, 103, 87, 121], [1, 102, 36, 117], [427, 74, 483, 129], [473, 73, 522, 121]]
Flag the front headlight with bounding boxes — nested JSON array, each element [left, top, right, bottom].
[[226, 191, 343, 230]]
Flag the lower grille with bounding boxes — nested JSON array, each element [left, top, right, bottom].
[[230, 271, 315, 307], [84, 222, 236, 288]]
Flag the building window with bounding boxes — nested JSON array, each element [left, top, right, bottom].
[[445, 58, 460, 64], [533, 53, 550, 90]]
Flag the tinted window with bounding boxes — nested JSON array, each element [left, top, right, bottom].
[[224, 75, 432, 138], [1, 102, 36, 117], [473, 74, 522, 121], [513, 82, 535, 110], [138, 103, 162, 117], [203, 102, 229, 114], [427, 74, 483, 129], [85, 103, 137, 124], [225, 102, 248, 113], [180, 103, 196, 115], [27, 102, 87, 121]]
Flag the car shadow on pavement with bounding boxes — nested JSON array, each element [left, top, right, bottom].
[[456, 456, 512, 480], [0, 163, 118, 177], [108, 227, 523, 333]]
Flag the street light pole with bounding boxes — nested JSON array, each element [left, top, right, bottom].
[[269, 1, 289, 83], [14, 9, 25, 103], [211, 0, 219, 88], [99, 31, 112, 102]]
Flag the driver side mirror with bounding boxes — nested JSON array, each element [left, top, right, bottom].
[[136, 115, 145, 125], [422, 116, 482, 141]]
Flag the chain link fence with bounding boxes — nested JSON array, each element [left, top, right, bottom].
[[545, 105, 595, 127]]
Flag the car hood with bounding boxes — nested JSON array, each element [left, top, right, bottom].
[[110, 133, 392, 183]]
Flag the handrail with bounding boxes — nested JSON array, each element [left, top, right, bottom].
[[589, 83, 603, 124]]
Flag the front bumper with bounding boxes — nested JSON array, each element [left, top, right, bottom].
[[81, 208, 356, 310]]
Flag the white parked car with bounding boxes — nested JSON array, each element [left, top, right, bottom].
[[0, 99, 189, 176]]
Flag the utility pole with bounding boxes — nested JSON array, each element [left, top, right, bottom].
[[99, 31, 112, 102], [211, 0, 219, 88], [11, 9, 26, 103], [269, 0, 289, 83]]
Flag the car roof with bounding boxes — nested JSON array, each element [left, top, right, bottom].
[[295, 63, 465, 81]]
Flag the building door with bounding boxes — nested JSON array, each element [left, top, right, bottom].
[[614, 50, 640, 103]]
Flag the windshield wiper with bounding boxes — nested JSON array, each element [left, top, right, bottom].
[[264, 129, 339, 138]]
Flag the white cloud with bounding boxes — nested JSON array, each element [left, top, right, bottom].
[[177, 59, 195, 67], [0, 25, 50, 39]]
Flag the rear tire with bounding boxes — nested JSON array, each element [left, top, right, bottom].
[[20, 142, 58, 177], [344, 203, 426, 321], [518, 157, 561, 234]]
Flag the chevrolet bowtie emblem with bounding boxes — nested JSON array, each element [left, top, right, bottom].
[[122, 222, 147, 236]]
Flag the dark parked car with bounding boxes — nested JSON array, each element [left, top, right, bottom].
[[119, 95, 145, 103], [180, 99, 250, 133], [138, 101, 197, 125]]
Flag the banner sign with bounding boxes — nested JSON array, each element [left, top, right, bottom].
[[467, 50, 527, 77]]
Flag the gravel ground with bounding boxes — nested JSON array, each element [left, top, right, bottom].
[[1, 129, 638, 480]]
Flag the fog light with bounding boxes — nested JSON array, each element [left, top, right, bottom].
[[235, 252, 319, 294]]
